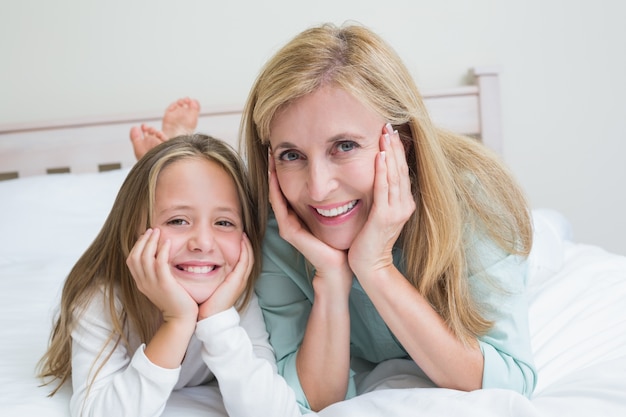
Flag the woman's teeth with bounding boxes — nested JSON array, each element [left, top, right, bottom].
[[316, 200, 356, 217]]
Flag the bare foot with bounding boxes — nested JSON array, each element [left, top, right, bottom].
[[161, 97, 200, 138], [130, 124, 168, 160]]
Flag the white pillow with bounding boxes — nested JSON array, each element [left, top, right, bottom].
[[0, 169, 129, 264], [527, 208, 573, 285]]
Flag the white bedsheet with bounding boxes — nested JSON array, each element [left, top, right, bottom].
[[1, 169, 625, 417]]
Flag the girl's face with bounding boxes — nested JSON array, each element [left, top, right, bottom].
[[269, 85, 385, 250], [152, 157, 243, 304]]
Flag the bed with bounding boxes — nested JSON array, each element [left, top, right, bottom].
[[1, 67, 625, 417]]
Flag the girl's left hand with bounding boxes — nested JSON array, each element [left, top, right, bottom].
[[348, 124, 416, 280], [197, 233, 253, 320]]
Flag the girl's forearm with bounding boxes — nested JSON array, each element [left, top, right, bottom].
[[144, 319, 196, 369]]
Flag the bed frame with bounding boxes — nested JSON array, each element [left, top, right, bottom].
[[0, 67, 501, 181]]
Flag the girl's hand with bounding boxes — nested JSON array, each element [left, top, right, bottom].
[[198, 234, 253, 320], [348, 124, 416, 280], [268, 152, 352, 292], [126, 228, 198, 324]]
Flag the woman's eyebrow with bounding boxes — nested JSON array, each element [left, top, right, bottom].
[[271, 140, 299, 150]]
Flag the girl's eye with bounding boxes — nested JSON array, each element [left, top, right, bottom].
[[278, 150, 301, 161], [216, 220, 236, 228], [167, 218, 188, 226], [336, 141, 357, 153]]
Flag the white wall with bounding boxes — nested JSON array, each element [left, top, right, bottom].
[[1, 0, 625, 254]]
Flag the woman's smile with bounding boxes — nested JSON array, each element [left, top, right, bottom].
[[313, 200, 358, 218]]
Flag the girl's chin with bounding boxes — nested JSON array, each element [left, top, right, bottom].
[[192, 296, 210, 304], [188, 289, 217, 305]]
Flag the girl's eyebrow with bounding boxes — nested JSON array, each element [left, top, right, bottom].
[[155, 205, 241, 218], [155, 204, 192, 217], [214, 206, 242, 217]]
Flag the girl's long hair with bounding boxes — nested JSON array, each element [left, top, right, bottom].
[[38, 134, 260, 394], [241, 23, 532, 344]]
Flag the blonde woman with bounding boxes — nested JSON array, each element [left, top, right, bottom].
[[39, 135, 300, 417], [242, 23, 536, 412]]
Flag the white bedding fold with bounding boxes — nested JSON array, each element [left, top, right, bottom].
[[1, 171, 625, 417]]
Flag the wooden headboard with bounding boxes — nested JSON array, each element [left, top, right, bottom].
[[0, 67, 501, 181]]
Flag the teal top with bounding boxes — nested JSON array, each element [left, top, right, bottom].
[[255, 212, 537, 410]]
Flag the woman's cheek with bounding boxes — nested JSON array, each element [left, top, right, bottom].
[[276, 169, 301, 203]]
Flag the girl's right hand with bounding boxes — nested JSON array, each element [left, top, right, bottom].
[[268, 154, 352, 292], [126, 228, 198, 324]]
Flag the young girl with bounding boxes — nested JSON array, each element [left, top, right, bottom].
[[38, 135, 301, 417]]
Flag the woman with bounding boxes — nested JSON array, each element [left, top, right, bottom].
[[242, 23, 536, 412]]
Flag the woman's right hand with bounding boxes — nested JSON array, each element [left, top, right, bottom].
[[268, 153, 352, 290]]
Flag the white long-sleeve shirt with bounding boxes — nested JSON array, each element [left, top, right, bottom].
[[70, 288, 303, 417]]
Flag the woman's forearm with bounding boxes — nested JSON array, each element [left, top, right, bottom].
[[296, 273, 352, 411], [358, 266, 484, 391]]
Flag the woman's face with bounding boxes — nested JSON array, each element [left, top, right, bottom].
[[269, 85, 386, 250], [152, 157, 243, 304]]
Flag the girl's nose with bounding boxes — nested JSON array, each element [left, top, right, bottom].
[[188, 227, 215, 252]]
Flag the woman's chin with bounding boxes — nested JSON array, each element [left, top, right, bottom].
[[313, 231, 354, 251]]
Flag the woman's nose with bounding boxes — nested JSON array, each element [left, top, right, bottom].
[[306, 160, 337, 202]]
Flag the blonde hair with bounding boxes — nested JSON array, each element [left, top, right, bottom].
[[241, 23, 532, 344], [38, 134, 260, 394]]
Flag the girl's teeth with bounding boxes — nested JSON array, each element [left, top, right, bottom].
[[184, 266, 215, 273], [316, 200, 356, 217]]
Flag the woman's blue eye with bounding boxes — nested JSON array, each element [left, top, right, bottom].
[[279, 151, 300, 161], [337, 141, 356, 152]]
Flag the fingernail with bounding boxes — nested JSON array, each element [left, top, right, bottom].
[[380, 151, 386, 162], [384, 133, 391, 145]]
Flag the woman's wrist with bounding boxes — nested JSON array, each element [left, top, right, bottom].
[[312, 265, 353, 301]]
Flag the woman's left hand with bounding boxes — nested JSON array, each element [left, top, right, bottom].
[[348, 124, 416, 280]]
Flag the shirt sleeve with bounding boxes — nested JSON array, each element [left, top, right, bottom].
[[468, 237, 537, 397], [196, 294, 307, 416], [70, 289, 179, 417]]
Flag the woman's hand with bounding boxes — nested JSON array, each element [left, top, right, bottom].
[[126, 228, 198, 324], [268, 152, 352, 291], [197, 234, 253, 320], [348, 124, 416, 281]]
